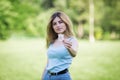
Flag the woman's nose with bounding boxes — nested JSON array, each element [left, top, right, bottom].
[[56, 23, 60, 27]]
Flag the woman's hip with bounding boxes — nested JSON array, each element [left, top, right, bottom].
[[42, 69, 72, 80]]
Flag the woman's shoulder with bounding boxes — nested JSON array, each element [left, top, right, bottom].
[[68, 36, 78, 42], [65, 36, 78, 46], [68, 36, 79, 50]]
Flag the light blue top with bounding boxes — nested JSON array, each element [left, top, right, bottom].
[[46, 37, 73, 73]]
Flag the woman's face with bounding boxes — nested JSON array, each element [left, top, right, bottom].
[[52, 17, 66, 34]]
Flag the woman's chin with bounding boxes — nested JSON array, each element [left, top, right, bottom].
[[56, 31, 64, 34]]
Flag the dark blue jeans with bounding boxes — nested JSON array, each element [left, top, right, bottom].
[[42, 70, 72, 80]]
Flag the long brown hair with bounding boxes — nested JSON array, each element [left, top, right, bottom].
[[46, 11, 74, 48]]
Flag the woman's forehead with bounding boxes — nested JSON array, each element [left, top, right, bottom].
[[53, 17, 62, 22]]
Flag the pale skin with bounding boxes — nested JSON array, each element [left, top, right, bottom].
[[52, 17, 78, 57]]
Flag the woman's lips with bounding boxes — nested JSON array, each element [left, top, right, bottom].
[[56, 28, 62, 30]]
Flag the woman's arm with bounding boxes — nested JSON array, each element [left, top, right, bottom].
[[63, 37, 79, 57]]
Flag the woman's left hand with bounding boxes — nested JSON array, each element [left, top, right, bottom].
[[62, 38, 78, 57], [63, 39, 72, 49]]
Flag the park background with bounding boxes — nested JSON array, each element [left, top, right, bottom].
[[0, 0, 120, 80]]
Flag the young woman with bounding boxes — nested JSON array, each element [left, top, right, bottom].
[[42, 11, 79, 80]]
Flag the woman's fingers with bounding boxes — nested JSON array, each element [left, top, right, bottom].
[[63, 40, 72, 49]]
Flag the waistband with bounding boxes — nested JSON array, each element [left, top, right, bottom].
[[48, 69, 68, 76]]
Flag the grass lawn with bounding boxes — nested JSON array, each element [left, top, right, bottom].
[[0, 38, 120, 80]]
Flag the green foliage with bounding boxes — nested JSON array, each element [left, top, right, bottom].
[[0, 0, 17, 39], [94, 26, 103, 40], [41, 0, 54, 9], [0, 0, 40, 39], [103, 32, 111, 40], [101, 0, 120, 39], [24, 10, 55, 37], [0, 0, 119, 40]]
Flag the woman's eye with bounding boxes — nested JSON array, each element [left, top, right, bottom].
[[53, 22, 56, 25], [59, 20, 63, 23]]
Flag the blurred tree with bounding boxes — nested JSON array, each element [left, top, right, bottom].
[[66, 0, 70, 8], [0, 0, 119, 40], [89, 0, 95, 42], [0, 0, 40, 39], [101, 0, 120, 39], [0, 0, 17, 39], [94, 0, 104, 40], [68, 0, 89, 39], [41, 0, 54, 9]]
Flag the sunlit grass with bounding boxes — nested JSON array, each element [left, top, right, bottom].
[[0, 39, 120, 80], [0, 38, 47, 80], [71, 41, 120, 80]]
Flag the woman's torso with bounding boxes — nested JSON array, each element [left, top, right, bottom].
[[46, 37, 74, 73]]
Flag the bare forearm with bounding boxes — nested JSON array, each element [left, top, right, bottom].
[[68, 48, 77, 57]]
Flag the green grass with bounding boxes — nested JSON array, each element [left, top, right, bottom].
[[0, 39, 120, 80]]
